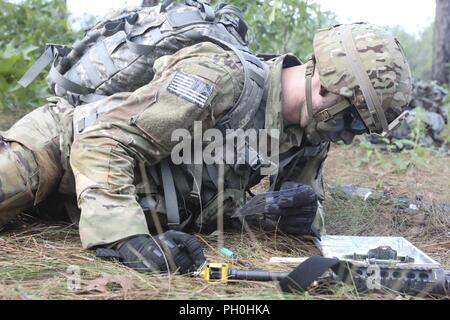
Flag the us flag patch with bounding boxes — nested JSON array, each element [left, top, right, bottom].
[[167, 71, 215, 109]]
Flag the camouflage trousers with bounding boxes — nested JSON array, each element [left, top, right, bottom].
[[0, 97, 74, 227]]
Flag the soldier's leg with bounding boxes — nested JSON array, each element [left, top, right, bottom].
[[0, 97, 73, 227], [70, 132, 150, 249], [0, 140, 38, 227]]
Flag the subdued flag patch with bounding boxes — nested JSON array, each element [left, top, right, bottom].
[[167, 71, 215, 109]]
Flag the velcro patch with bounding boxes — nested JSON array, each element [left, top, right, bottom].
[[167, 71, 215, 108]]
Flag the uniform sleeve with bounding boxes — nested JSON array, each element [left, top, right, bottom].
[[280, 143, 331, 234], [70, 44, 243, 248], [122, 44, 242, 164]]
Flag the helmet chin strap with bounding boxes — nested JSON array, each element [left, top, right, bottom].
[[314, 100, 352, 122], [304, 58, 352, 125]]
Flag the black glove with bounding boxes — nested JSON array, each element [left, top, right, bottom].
[[96, 231, 206, 274], [234, 182, 319, 236], [264, 182, 318, 215], [271, 182, 319, 236], [158, 230, 207, 273]]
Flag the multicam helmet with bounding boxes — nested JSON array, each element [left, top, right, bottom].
[[306, 22, 413, 134]]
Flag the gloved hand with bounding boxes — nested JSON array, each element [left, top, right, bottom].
[[234, 182, 319, 236], [264, 181, 318, 215], [96, 231, 206, 274]]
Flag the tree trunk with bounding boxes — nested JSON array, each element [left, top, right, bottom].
[[432, 0, 450, 85], [142, 0, 160, 6]]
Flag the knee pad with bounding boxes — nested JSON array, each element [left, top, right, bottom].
[[0, 141, 37, 227]]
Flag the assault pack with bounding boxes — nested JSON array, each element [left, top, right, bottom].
[[19, 0, 252, 106]]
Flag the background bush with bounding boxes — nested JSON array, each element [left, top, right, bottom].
[[0, 0, 440, 131], [0, 0, 79, 129], [218, 0, 336, 60]]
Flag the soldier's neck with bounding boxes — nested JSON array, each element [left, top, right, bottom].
[[281, 64, 309, 128]]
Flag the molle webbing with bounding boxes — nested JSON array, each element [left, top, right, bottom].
[[18, 1, 251, 106], [214, 41, 270, 132], [18, 45, 70, 88]]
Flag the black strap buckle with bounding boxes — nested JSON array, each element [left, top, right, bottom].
[[46, 44, 71, 58]]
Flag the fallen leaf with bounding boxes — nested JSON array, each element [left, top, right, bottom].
[[83, 273, 134, 296]]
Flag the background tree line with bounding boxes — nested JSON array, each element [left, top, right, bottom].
[[0, 0, 448, 130]]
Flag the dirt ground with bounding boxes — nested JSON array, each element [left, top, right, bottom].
[[0, 143, 449, 300]]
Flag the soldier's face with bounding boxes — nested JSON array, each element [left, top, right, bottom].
[[304, 69, 369, 145]]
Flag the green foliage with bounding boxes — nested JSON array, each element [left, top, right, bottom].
[[0, 0, 79, 129], [388, 25, 433, 80], [213, 0, 336, 60], [355, 141, 430, 174]]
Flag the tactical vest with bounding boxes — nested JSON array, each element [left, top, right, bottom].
[[19, 0, 250, 106], [163, 45, 271, 231]]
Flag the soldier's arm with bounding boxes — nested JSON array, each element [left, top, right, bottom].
[[70, 43, 243, 249], [279, 143, 331, 235]]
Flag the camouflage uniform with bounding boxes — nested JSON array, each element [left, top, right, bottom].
[[0, 23, 413, 252], [0, 97, 75, 226], [0, 41, 327, 248], [69, 41, 328, 248]]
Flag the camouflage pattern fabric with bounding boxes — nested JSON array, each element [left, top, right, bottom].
[[50, 2, 249, 105], [314, 23, 413, 132], [70, 42, 245, 248], [0, 141, 36, 226], [0, 42, 328, 245], [0, 98, 74, 227]]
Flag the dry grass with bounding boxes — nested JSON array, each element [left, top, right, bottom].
[[0, 221, 322, 300], [0, 220, 419, 301], [0, 144, 448, 300], [325, 139, 450, 203]]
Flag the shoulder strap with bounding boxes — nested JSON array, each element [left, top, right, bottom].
[[211, 39, 270, 133], [18, 44, 70, 88], [279, 257, 342, 292], [304, 59, 315, 124], [160, 159, 182, 229]]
